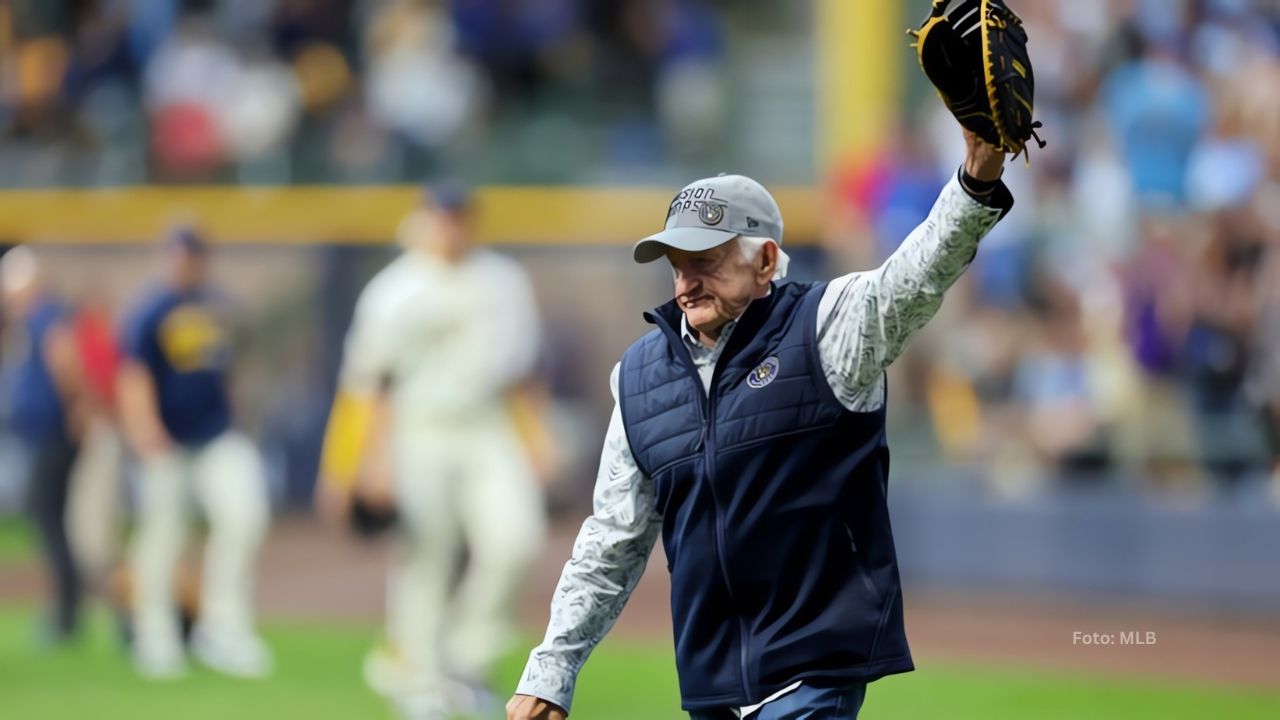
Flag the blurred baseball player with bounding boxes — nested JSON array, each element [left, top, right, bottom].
[[2, 246, 93, 644], [67, 295, 127, 594], [319, 185, 546, 719], [508, 127, 1012, 718], [118, 227, 271, 679]]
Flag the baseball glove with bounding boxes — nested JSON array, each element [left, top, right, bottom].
[[909, 0, 1045, 157]]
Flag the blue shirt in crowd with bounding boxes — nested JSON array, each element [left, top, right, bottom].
[[1102, 57, 1210, 208], [121, 284, 233, 446]]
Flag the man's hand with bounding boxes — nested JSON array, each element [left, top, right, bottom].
[[314, 480, 354, 526], [506, 694, 567, 720], [962, 129, 1007, 182], [357, 461, 397, 509]]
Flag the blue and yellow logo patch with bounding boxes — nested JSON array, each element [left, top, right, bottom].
[[746, 356, 779, 389]]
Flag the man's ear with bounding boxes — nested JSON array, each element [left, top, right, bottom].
[[758, 241, 778, 283]]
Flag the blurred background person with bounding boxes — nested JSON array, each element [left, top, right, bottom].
[[65, 292, 127, 597], [1185, 207, 1268, 490], [1, 246, 94, 645], [117, 226, 271, 679], [318, 185, 547, 719], [1250, 232, 1280, 505]]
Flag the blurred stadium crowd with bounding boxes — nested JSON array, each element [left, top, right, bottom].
[[1, 0, 1279, 507], [0, 0, 745, 185], [830, 0, 1280, 499]]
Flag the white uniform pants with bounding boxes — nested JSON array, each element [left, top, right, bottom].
[[68, 417, 125, 586], [389, 418, 545, 690], [130, 430, 269, 659]]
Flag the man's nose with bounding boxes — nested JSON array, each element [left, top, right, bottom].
[[674, 269, 700, 297]]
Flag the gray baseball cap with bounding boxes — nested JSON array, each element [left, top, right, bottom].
[[633, 173, 785, 263]]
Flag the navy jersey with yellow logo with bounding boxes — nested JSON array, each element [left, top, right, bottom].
[[121, 285, 233, 446]]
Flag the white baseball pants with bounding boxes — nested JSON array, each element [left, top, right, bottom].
[[129, 430, 269, 660], [68, 417, 125, 585], [388, 417, 546, 692]]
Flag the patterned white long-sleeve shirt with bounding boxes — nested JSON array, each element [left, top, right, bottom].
[[516, 172, 1006, 714]]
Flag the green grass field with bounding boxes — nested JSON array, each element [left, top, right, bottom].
[[0, 604, 1277, 720], [0, 517, 32, 563]]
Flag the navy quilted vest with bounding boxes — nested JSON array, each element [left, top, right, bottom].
[[618, 281, 913, 711]]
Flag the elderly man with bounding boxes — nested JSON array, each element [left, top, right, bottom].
[[508, 130, 1011, 720]]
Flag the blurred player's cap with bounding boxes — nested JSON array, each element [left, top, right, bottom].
[[633, 173, 784, 264], [425, 182, 473, 213], [165, 224, 207, 254]]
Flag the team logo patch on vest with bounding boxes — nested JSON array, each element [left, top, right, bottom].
[[747, 356, 780, 389], [698, 201, 726, 226]]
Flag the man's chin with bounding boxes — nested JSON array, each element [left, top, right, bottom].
[[683, 311, 728, 339]]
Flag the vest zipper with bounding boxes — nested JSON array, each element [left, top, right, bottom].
[[653, 310, 757, 704], [702, 388, 754, 703]]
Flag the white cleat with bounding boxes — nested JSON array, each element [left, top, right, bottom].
[[133, 646, 188, 681], [393, 692, 452, 720], [191, 628, 274, 679], [363, 644, 410, 698], [442, 677, 501, 718]]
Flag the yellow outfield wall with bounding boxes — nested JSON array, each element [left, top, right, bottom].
[[0, 185, 823, 246]]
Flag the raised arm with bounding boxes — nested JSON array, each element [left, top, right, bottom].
[[818, 133, 1010, 406], [509, 364, 662, 719]]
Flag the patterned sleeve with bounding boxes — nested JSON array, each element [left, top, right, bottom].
[[515, 363, 662, 713], [817, 171, 1008, 410]]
